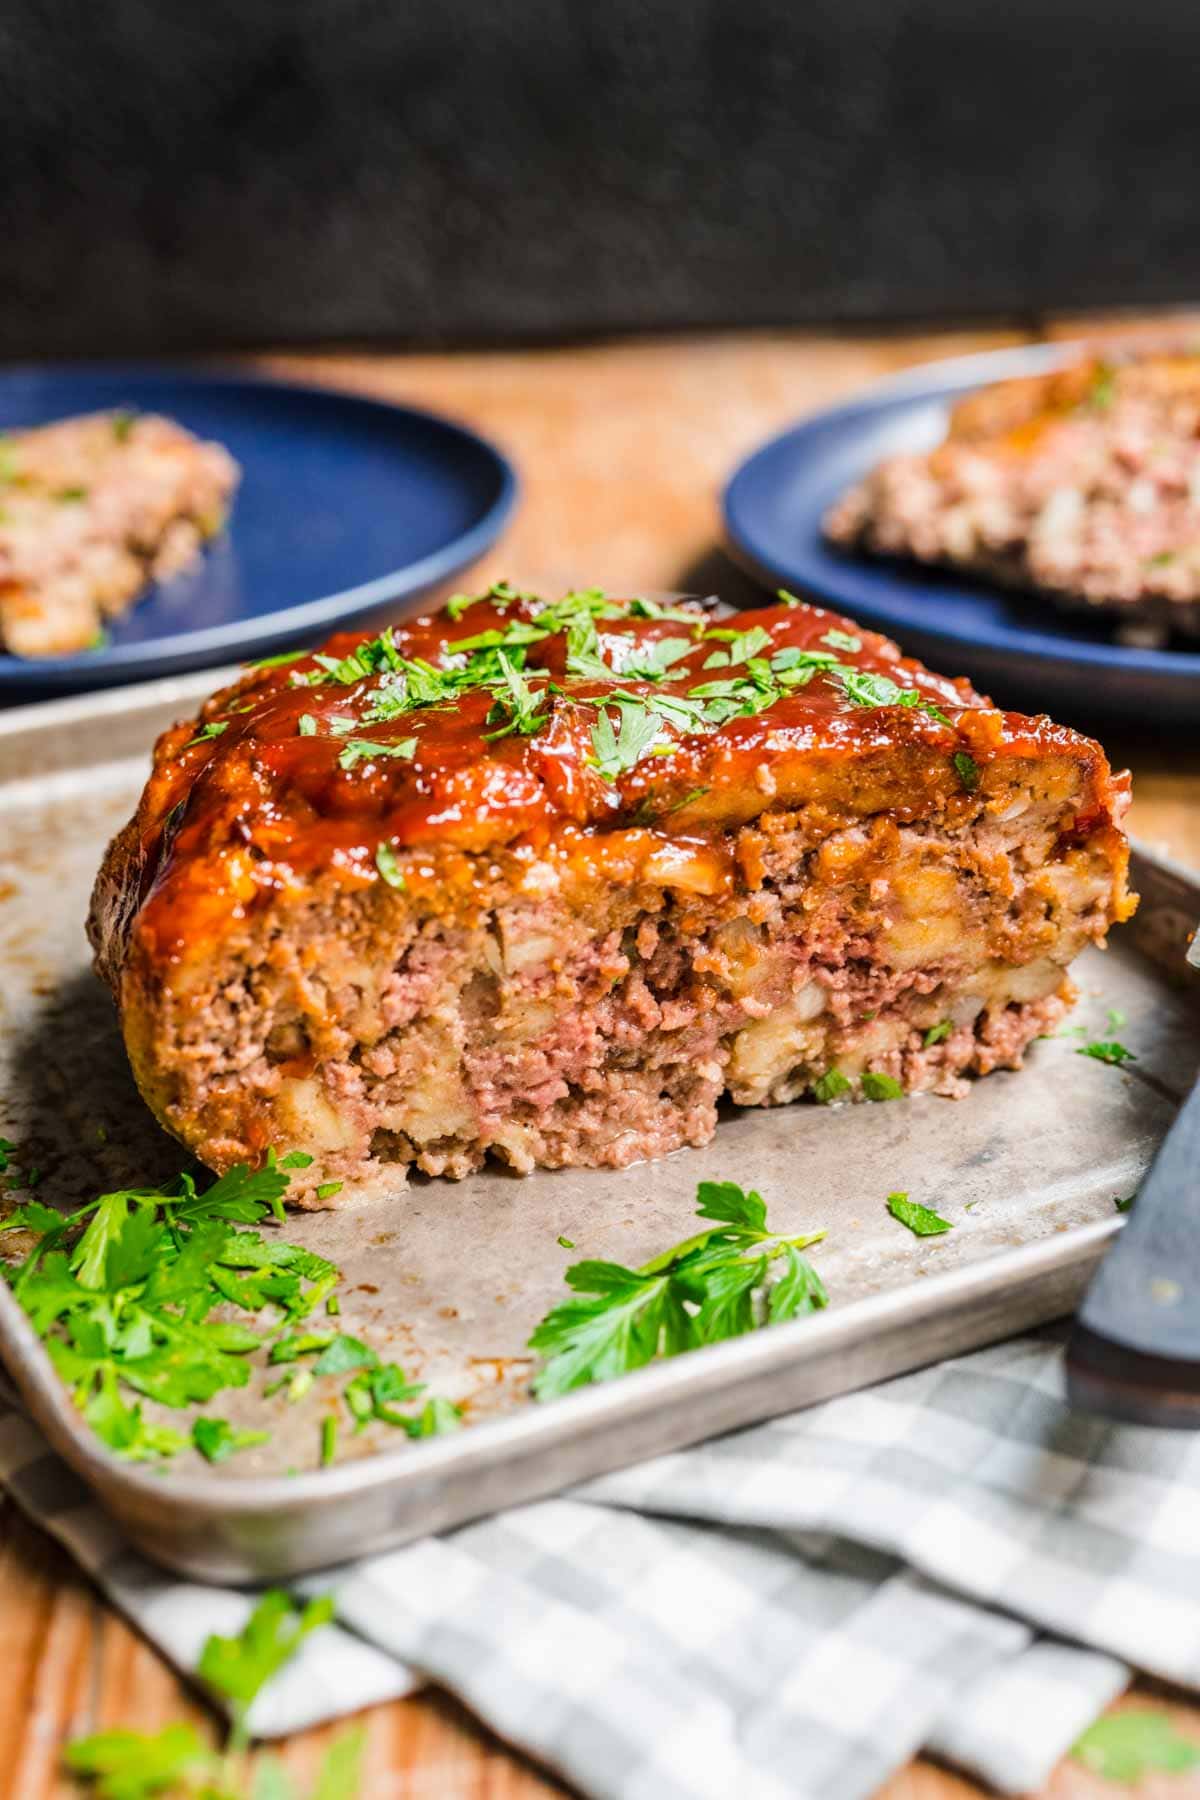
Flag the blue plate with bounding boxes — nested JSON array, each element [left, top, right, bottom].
[[0, 364, 517, 695], [723, 342, 1200, 724]]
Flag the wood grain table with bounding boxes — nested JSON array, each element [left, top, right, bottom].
[[7, 316, 1200, 1800]]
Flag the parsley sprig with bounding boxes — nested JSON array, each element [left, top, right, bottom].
[[66, 1590, 363, 1798], [527, 1180, 827, 1399]]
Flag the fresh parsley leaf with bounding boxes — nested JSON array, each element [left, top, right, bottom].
[[298, 714, 317, 736], [312, 1333, 378, 1376], [813, 1068, 851, 1104], [309, 1727, 367, 1800], [923, 1021, 952, 1047], [528, 1181, 826, 1398], [952, 751, 980, 792], [337, 736, 417, 771], [1077, 1040, 1137, 1066], [199, 1590, 335, 1734], [887, 1192, 953, 1236], [374, 841, 406, 889], [821, 628, 862, 652], [557, 1234, 575, 1248], [861, 1071, 904, 1101], [483, 651, 550, 740], [192, 1416, 270, 1463], [1072, 1710, 1200, 1784], [1115, 1192, 1136, 1213], [64, 1722, 205, 1798], [315, 1181, 343, 1201]]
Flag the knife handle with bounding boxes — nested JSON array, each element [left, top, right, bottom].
[[1066, 1078, 1200, 1428]]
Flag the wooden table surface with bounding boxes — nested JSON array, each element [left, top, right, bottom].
[[7, 315, 1200, 1799]]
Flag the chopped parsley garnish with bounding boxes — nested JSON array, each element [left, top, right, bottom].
[[483, 651, 551, 739], [297, 713, 317, 736], [315, 1180, 343, 1201], [192, 1416, 269, 1463], [374, 841, 407, 889], [111, 409, 136, 443], [776, 588, 803, 607], [320, 1414, 338, 1466], [616, 634, 696, 680], [887, 1192, 953, 1236], [952, 751, 980, 791], [557, 1234, 576, 1248], [248, 648, 307, 670], [57, 485, 89, 502], [185, 720, 228, 748], [1072, 1711, 1200, 1784], [861, 1071, 904, 1101], [527, 1179, 827, 1399], [700, 625, 773, 668], [1115, 1192, 1136, 1213], [813, 1068, 851, 1104], [821, 628, 862, 652], [336, 736, 417, 771], [923, 1020, 952, 1047], [1077, 1039, 1137, 1066]]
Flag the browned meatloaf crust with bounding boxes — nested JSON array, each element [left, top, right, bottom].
[[88, 587, 1135, 1207], [0, 410, 239, 657], [824, 348, 1200, 635]]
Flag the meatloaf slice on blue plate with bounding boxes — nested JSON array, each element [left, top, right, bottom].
[[88, 586, 1135, 1206]]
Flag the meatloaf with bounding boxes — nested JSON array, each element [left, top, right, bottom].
[[825, 347, 1200, 635], [0, 410, 239, 657], [88, 586, 1135, 1207]]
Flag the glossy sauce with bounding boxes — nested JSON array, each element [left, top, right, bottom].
[[127, 594, 1115, 961]]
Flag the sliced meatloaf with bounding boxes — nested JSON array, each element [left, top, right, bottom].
[[824, 347, 1200, 634], [88, 587, 1135, 1206], [0, 410, 239, 657]]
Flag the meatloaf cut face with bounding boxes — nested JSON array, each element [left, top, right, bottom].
[[824, 347, 1200, 635], [0, 410, 239, 657], [88, 587, 1136, 1206]]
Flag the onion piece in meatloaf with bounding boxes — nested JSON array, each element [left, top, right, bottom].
[[88, 588, 1136, 1207]]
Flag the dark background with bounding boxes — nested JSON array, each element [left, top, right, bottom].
[[3, 0, 1198, 357]]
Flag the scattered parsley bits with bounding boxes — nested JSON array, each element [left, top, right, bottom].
[[248, 648, 308, 669], [861, 1071, 904, 1101], [315, 1180, 344, 1201], [821, 629, 862, 652], [952, 750, 981, 791], [557, 1234, 576, 1249], [297, 713, 317, 736], [1115, 1192, 1136, 1213], [336, 736, 417, 771], [527, 1179, 827, 1399], [813, 1068, 852, 1104], [1077, 1040, 1137, 1066], [887, 1193, 953, 1236], [192, 1416, 270, 1463], [923, 1020, 952, 1047], [185, 720, 229, 748], [111, 409, 136, 443], [320, 1414, 338, 1466], [57, 485, 89, 502], [374, 841, 407, 889]]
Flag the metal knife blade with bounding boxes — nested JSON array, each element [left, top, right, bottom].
[[1065, 919, 1200, 1426]]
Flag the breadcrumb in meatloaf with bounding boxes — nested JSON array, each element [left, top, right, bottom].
[[824, 346, 1200, 636], [88, 586, 1135, 1206], [0, 410, 238, 657]]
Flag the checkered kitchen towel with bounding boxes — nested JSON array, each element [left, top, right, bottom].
[[9, 1327, 1200, 1799]]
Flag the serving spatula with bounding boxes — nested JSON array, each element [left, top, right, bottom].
[[1066, 927, 1200, 1427]]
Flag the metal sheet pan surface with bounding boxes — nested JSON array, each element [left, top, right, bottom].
[[0, 675, 1196, 1582]]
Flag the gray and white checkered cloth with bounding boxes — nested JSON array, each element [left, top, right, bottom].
[[7, 1328, 1200, 1799]]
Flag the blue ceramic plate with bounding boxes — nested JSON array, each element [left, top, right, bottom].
[[723, 342, 1200, 724], [0, 364, 517, 696]]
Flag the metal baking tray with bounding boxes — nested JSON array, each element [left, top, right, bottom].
[[0, 671, 1196, 1583]]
